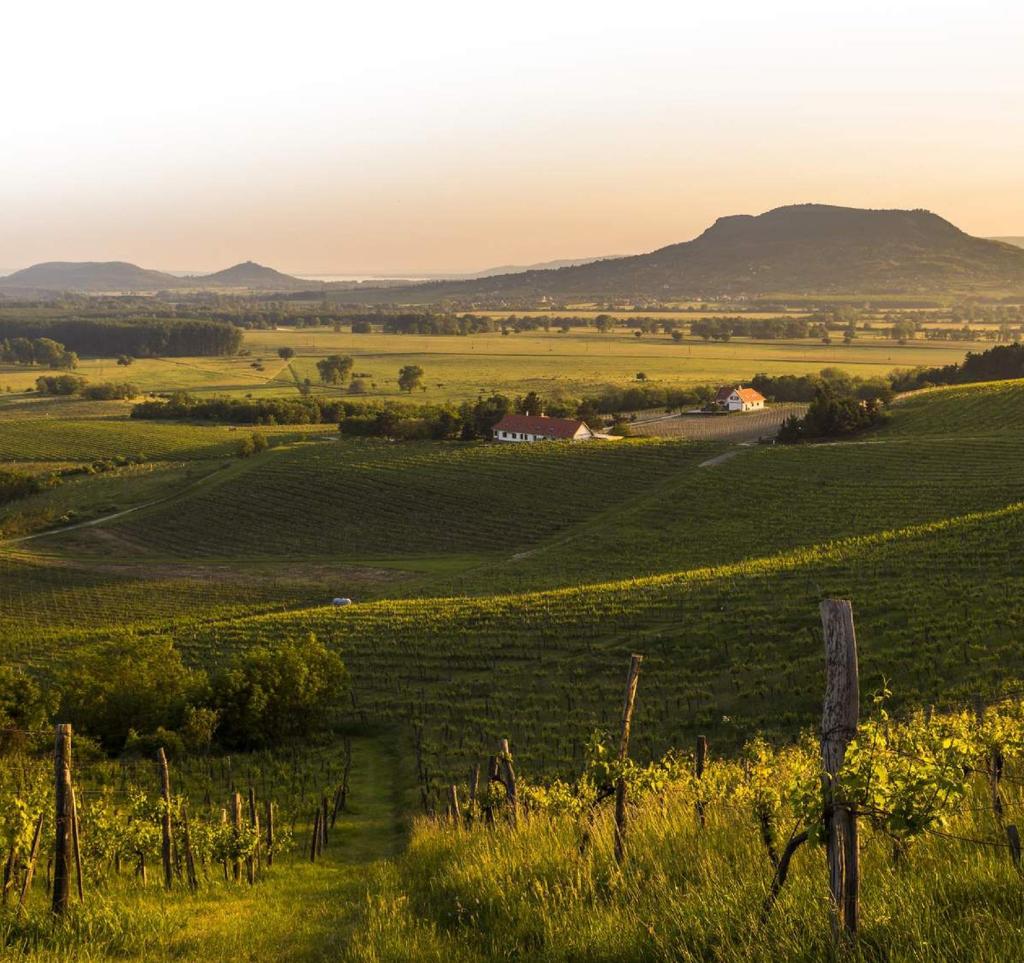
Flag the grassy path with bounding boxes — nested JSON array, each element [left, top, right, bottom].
[[164, 735, 408, 962], [25, 734, 410, 962]]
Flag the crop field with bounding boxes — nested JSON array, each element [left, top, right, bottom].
[[631, 403, 806, 440], [52, 437, 716, 560], [104, 497, 1024, 788], [241, 328, 986, 403]]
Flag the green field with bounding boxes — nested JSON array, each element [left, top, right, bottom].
[[3, 340, 1024, 958]]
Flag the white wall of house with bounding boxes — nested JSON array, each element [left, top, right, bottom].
[[726, 392, 764, 412], [494, 426, 594, 442]]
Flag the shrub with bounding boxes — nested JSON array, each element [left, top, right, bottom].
[[35, 374, 87, 395]]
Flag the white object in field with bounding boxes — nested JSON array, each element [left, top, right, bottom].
[[332, 597, 352, 606]]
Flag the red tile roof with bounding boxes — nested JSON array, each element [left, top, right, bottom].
[[716, 385, 766, 403], [492, 414, 590, 439]]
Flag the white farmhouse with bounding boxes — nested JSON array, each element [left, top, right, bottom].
[[715, 386, 766, 412], [492, 413, 595, 443]]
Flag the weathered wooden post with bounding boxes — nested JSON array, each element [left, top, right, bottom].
[[497, 739, 518, 825], [70, 785, 84, 901], [820, 598, 860, 938], [246, 787, 258, 883], [18, 813, 44, 913], [157, 748, 174, 889], [614, 654, 643, 865], [220, 808, 229, 881], [448, 784, 462, 827], [468, 763, 480, 823], [52, 723, 73, 915], [265, 800, 275, 867], [309, 808, 321, 863], [230, 793, 243, 882], [181, 805, 199, 892], [695, 735, 708, 829]]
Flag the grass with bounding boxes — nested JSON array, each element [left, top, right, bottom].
[[4, 733, 412, 962], [350, 766, 1024, 962]]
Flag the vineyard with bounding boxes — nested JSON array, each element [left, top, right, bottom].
[[58, 437, 715, 560], [1, 362, 1023, 957], [631, 403, 805, 441]]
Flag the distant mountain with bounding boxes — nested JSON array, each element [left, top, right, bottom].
[[991, 237, 1024, 249], [463, 256, 617, 279], [191, 261, 311, 290], [367, 205, 1024, 302], [0, 259, 315, 293], [0, 261, 181, 292]]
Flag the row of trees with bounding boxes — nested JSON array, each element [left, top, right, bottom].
[[0, 318, 241, 357], [1, 336, 78, 368], [0, 632, 350, 756], [34, 374, 139, 400]]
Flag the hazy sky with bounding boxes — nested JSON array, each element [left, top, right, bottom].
[[2, 0, 1022, 274]]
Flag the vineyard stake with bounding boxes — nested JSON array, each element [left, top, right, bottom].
[[614, 654, 643, 865], [231, 792, 243, 882], [265, 800, 275, 867], [52, 723, 73, 915], [246, 787, 258, 884], [70, 784, 84, 901], [220, 808, 229, 881], [17, 812, 44, 914], [695, 735, 708, 829], [497, 739, 518, 825], [820, 599, 860, 938], [310, 808, 321, 862], [157, 748, 174, 890], [181, 805, 199, 892], [448, 784, 462, 827]]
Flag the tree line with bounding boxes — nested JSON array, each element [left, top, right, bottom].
[[0, 318, 242, 357]]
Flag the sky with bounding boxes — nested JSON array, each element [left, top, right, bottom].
[[2, 0, 1022, 275]]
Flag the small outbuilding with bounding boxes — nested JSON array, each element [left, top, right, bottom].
[[715, 386, 766, 412], [492, 413, 596, 443]]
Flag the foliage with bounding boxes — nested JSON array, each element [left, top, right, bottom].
[[777, 384, 888, 442], [210, 633, 349, 749], [317, 354, 354, 385]]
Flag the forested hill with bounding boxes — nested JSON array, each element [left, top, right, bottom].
[[0, 260, 312, 293], [0, 261, 181, 292], [360, 205, 1024, 301], [191, 261, 312, 290]]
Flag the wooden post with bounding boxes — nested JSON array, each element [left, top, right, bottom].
[[820, 599, 860, 938], [246, 787, 258, 884], [320, 796, 329, 851], [468, 764, 480, 824], [309, 809, 320, 863], [220, 809, 229, 881], [265, 800, 275, 867], [497, 739, 518, 825], [483, 755, 498, 826], [157, 748, 174, 890], [181, 805, 199, 892], [52, 723, 73, 915], [70, 785, 84, 901], [230, 793, 243, 882], [17, 813, 44, 913], [695, 735, 708, 828], [448, 784, 462, 827], [614, 654, 643, 865]]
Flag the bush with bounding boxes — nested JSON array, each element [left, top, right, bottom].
[[0, 469, 43, 505], [80, 382, 140, 401], [35, 374, 87, 395], [777, 385, 888, 443], [210, 633, 349, 750]]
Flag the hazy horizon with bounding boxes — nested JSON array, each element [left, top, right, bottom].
[[3, 0, 1022, 274]]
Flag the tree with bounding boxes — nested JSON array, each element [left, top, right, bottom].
[[671, 329, 684, 342], [316, 354, 354, 384], [635, 372, 648, 382], [210, 634, 349, 749], [594, 314, 616, 333], [277, 346, 295, 360], [398, 364, 425, 393], [116, 354, 134, 366], [58, 636, 206, 753]]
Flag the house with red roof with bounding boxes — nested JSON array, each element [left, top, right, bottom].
[[492, 413, 596, 443], [715, 385, 766, 412]]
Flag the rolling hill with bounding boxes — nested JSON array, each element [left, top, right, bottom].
[[191, 260, 314, 290], [0, 259, 313, 293], [364, 204, 1024, 301], [0, 260, 181, 292]]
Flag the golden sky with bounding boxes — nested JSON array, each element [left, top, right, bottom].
[[2, 0, 1022, 274]]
